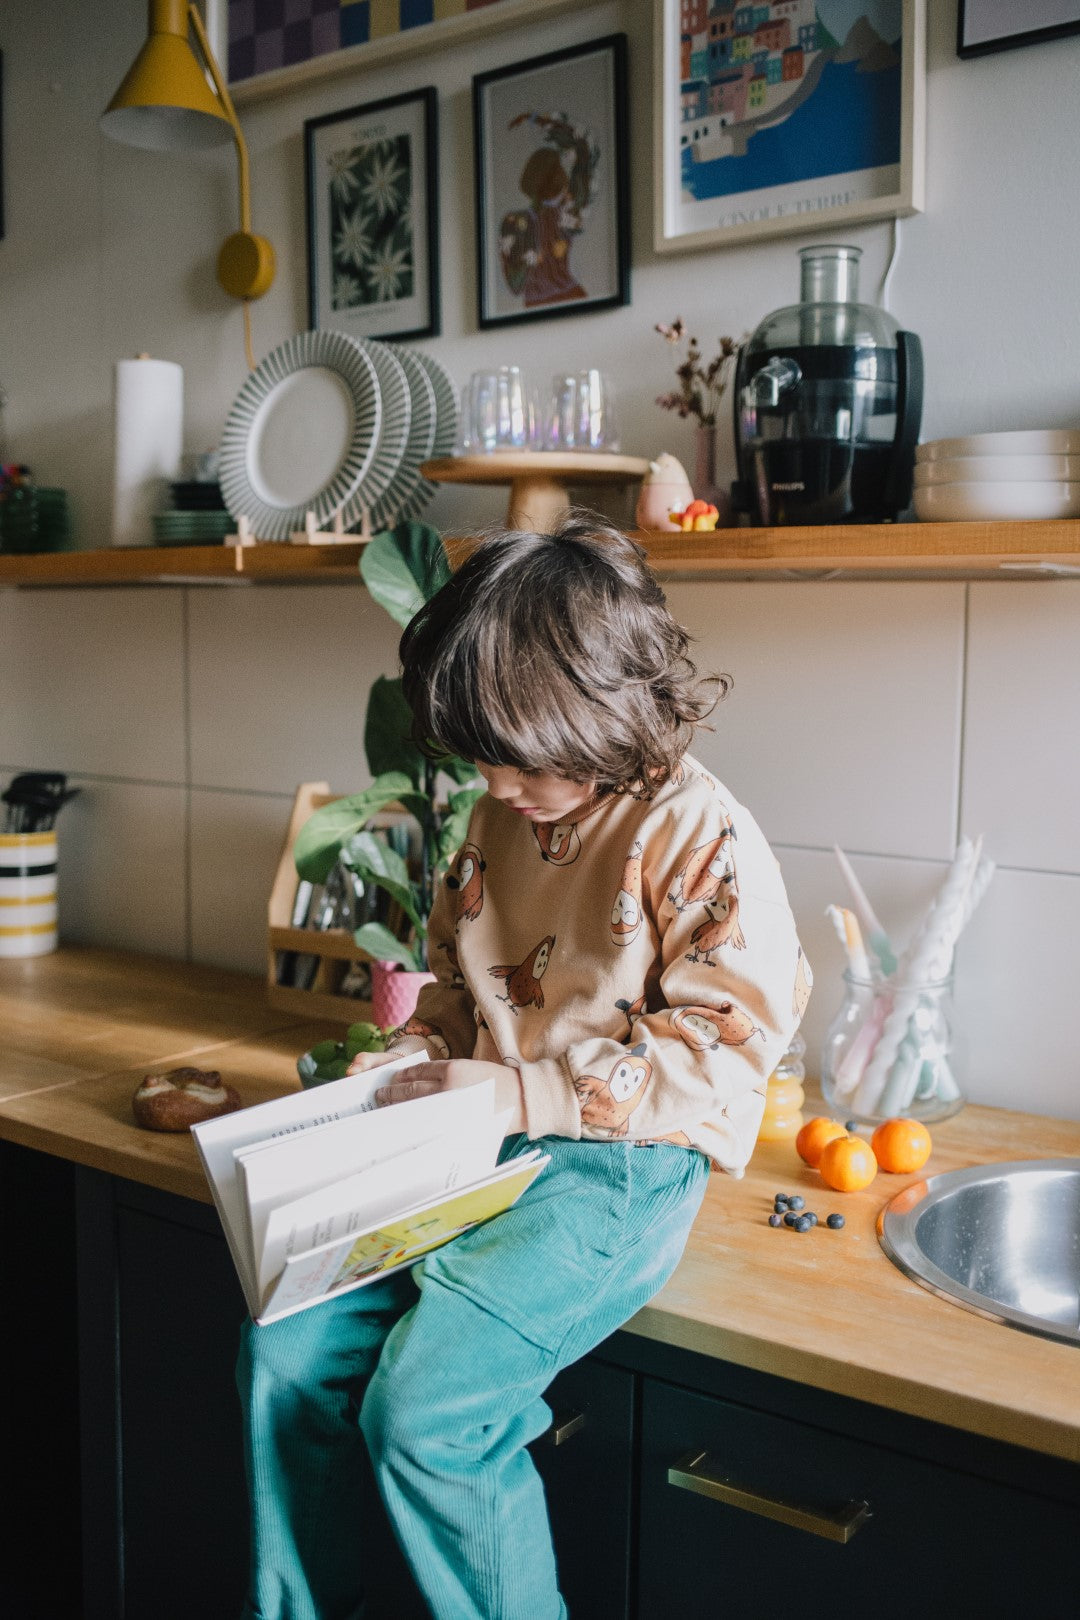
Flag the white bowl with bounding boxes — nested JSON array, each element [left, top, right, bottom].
[[916, 430, 1080, 462], [914, 454, 1080, 487], [913, 481, 1080, 522]]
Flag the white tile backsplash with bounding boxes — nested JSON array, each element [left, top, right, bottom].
[[0, 587, 186, 781], [664, 581, 966, 861], [953, 866, 1080, 1120], [962, 581, 1080, 877], [56, 776, 188, 957], [189, 787, 294, 977], [187, 584, 401, 795]]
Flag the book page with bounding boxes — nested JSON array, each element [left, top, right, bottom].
[[239, 1080, 499, 1282], [256, 1111, 509, 1302], [258, 1152, 548, 1324], [190, 1051, 427, 1313]]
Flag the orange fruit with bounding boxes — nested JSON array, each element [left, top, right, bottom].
[[795, 1115, 848, 1167], [871, 1117, 933, 1173], [818, 1134, 878, 1193]]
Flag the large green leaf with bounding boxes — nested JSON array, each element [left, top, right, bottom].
[[359, 522, 451, 629], [294, 775, 414, 882], [340, 830, 425, 935], [353, 921, 423, 972], [364, 676, 427, 785], [442, 755, 481, 785], [436, 787, 486, 867]]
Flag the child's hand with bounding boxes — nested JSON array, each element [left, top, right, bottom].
[[375, 1060, 525, 1133], [345, 1050, 399, 1077]]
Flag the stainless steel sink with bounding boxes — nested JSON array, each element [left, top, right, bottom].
[[877, 1159, 1080, 1346]]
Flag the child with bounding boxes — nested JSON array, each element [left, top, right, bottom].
[[238, 514, 808, 1620]]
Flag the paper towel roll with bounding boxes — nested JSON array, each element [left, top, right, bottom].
[[111, 356, 183, 548]]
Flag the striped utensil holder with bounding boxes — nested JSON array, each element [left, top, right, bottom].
[[0, 832, 58, 957]]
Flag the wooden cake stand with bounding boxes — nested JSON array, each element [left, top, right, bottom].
[[420, 451, 650, 532]]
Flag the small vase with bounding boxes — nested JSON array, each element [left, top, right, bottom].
[[821, 971, 964, 1126], [694, 423, 733, 527], [371, 959, 436, 1029]]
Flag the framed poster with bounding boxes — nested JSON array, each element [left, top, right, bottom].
[[304, 88, 440, 342], [472, 35, 630, 330], [654, 0, 925, 253], [958, 1, 1080, 57]]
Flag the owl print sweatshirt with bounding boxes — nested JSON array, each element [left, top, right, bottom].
[[386, 755, 810, 1176]]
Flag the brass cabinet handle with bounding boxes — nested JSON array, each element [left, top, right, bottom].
[[543, 1409, 586, 1447], [667, 1452, 871, 1543]]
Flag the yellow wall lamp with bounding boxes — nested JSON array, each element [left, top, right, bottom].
[[101, 0, 275, 367]]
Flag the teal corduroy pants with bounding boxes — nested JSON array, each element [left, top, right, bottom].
[[237, 1137, 709, 1620]]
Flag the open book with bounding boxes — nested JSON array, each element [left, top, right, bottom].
[[191, 1053, 548, 1325]]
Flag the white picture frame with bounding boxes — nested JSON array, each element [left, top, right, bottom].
[[654, 0, 926, 254]]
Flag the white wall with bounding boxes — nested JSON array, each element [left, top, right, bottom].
[[2, 0, 1079, 1118]]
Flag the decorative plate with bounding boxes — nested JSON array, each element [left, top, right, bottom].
[[367, 343, 438, 528], [349, 341, 412, 526], [413, 350, 459, 461], [218, 331, 383, 541]]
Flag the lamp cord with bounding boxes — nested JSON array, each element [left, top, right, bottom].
[[243, 300, 256, 370]]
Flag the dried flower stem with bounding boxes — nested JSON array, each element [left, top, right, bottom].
[[654, 321, 738, 429]]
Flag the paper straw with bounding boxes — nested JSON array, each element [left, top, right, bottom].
[[833, 846, 898, 975]]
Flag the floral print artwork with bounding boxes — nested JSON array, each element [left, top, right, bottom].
[[327, 134, 414, 312]]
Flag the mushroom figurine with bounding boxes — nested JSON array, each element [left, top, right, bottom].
[[669, 498, 721, 532], [635, 453, 694, 532]]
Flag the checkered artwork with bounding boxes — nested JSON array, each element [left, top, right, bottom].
[[228, 0, 511, 83]]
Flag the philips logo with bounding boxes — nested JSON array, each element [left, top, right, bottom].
[[772, 481, 805, 492]]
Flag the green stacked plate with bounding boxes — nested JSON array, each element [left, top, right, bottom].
[[0, 487, 72, 554], [152, 510, 235, 547]]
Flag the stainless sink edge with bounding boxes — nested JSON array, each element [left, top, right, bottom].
[[877, 1159, 1080, 1349]]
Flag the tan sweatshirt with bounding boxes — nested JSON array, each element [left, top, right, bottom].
[[386, 755, 811, 1176]]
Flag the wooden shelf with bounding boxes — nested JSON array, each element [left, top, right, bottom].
[[2, 522, 1079, 587]]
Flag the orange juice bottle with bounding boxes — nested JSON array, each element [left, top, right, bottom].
[[758, 1033, 806, 1141]]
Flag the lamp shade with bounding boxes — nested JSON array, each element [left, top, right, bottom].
[[101, 23, 232, 151]]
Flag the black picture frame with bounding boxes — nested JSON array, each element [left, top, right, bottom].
[[958, 1, 1080, 58], [304, 87, 440, 342], [472, 34, 630, 331]]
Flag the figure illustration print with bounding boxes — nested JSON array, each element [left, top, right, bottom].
[[445, 842, 486, 927], [574, 1044, 652, 1136], [499, 112, 599, 310], [489, 935, 556, 1012], [389, 1017, 450, 1059], [687, 883, 746, 963]]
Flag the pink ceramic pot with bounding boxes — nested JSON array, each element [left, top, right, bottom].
[[371, 960, 436, 1029]]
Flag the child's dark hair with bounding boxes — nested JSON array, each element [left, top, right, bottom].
[[399, 511, 729, 794]]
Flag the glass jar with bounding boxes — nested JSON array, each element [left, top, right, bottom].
[[821, 971, 964, 1126], [758, 1032, 806, 1141]]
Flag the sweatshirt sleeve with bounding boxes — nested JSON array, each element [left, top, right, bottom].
[[514, 801, 808, 1167], [382, 868, 478, 1061]]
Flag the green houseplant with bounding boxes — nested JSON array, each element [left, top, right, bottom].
[[294, 522, 483, 1033]]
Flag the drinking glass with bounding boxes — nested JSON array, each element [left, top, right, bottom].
[[542, 370, 619, 452], [458, 367, 534, 453]]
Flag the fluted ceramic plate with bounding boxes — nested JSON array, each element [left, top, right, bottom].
[[413, 350, 459, 463], [351, 340, 412, 526], [219, 331, 383, 541], [366, 344, 438, 528]]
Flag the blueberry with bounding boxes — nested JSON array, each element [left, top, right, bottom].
[[783, 1211, 799, 1227], [773, 1197, 789, 1211], [805, 1212, 819, 1226], [788, 1195, 805, 1211], [768, 1213, 783, 1227], [826, 1213, 846, 1230], [794, 1215, 813, 1232], [844, 1120, 858, 1133]]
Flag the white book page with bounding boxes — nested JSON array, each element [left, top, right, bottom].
[[256, 1111, 509, 1302], [239, 1079, 498, 1281], [189, 1050, 427, 1311], [259, 1150, 547, 1324]]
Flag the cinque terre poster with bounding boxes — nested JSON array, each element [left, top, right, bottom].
[[663, 0, 918, 248]]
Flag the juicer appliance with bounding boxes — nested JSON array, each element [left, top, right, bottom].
[[733, 245, 923, 526]]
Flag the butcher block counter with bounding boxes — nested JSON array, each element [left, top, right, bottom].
[[2, 945, 1078, 1468]]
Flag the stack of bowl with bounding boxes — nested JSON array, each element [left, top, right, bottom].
[[913, 431, 1080, 521]]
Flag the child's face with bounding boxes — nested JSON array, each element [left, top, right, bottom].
[[474, 763, 598, 824]]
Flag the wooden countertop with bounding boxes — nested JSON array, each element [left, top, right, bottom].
[[2, 948, 1078, 1464]]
